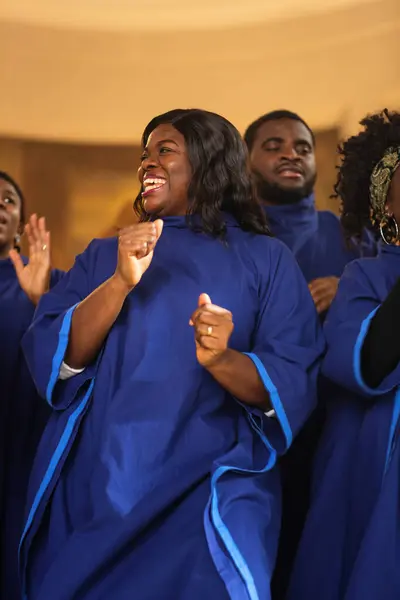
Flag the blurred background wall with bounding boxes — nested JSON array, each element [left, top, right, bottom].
[[0, 0, 398, 269]]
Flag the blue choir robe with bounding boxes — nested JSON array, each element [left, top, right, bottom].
[[0, 257, 63, 600], [263, 194, 377, 284], [265, 194, 378, 599], [20, 216, 324, 600], [288, 242, 400, 600]]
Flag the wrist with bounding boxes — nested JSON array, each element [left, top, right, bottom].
[[203, 348, 232, 371], [26, 282, 50, 307], [110, 272, 135, 297], [27, 271, 51, 306], [28, 292, 42, 307]]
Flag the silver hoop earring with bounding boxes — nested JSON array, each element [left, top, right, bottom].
[[14, 233, 21, 249], [379, 214, 399, 245]]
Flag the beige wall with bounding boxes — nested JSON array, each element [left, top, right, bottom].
[[315, 129, 341, 214], [0, 128, 339, 270], [1, 0, 394, 268], [0, 0, 398, 144], [0, 138, 141, 269]]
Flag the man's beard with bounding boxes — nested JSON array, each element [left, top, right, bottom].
[[254, 172, 317, 206]]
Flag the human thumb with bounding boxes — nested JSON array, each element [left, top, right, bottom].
[[154, 219, 164, 241], [198, 293, 211, 307]]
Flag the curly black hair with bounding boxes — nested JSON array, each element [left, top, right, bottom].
[[134, 109, 270, 239], [334, 109, 400, 242]]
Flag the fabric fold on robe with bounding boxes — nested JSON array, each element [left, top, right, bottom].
[[0, 257, 63, 600], [21, 216, 324, 600], [288, 242, 400, 600]]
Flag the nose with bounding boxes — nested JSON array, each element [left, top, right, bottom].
[[280, 144, 300, 161], [141, 152, 159, 172]]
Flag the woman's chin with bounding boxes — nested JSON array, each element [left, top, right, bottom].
[[142, 194, 166, 215], [0, 233, 11, 250]]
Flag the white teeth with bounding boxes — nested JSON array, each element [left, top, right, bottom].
[[143, 178, 165, 185], [143, 178, 166, 193]]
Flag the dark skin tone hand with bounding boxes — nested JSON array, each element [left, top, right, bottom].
[[9, 214, 52, 306], [65, 220, 164, 369], [308, 276, 339, 314], [190, 294, 271, 411]]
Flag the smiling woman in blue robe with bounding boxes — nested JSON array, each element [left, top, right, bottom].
[[21, 109, 324, 600], [0, 172, 63, 599], [288, 110, 400, 600]]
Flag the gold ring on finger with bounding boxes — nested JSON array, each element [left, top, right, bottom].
[[42, 244, 47, 251], [207, 326, 213, 335]]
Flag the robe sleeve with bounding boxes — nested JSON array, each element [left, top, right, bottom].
[[361, 278, 400, 388], [22, 241, 102, 411], [322, 260, 400, 397], [49, 268, 65, 288], [244, 242, 325, 454]]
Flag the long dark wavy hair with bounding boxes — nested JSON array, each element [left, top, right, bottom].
[[333, 109, 400, 242], [134, 109, 270, 239]]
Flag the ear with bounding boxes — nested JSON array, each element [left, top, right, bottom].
[[14, 221, 22, 246], [13, 220, 24, 251]]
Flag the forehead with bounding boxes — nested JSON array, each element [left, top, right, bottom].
[[0, 178, 20, 200], [254, 118, 313, 146], [146, 123, 185, 147]]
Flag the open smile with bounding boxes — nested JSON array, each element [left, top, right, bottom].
[[142, 178, 167, 197], [276, 165, 304, 179]]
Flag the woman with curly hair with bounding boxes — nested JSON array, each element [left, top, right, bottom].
[[288, 109, 400, 600], [20, 109, 323, 600]]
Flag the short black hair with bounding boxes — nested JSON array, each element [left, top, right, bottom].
[[0, 170, 25, 225], [134, 108, 270, 239], [244, 110, 315, 152], [334, 109, 400, 241]]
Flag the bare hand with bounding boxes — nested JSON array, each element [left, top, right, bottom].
[[190, 293, 234, 368], [308, 276, 339, 314], [114, 220, 163, 290], [9, 214, 51, 306]]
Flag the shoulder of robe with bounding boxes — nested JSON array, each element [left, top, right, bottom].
[[79, 237, 118, 265], [242, 231, 289, 255], [85, 236, 117, 254], [339, 256, 378, 290], [67, 237, 118, 288], [317, 210, 341, 228], [242, 232, 302, 281]]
